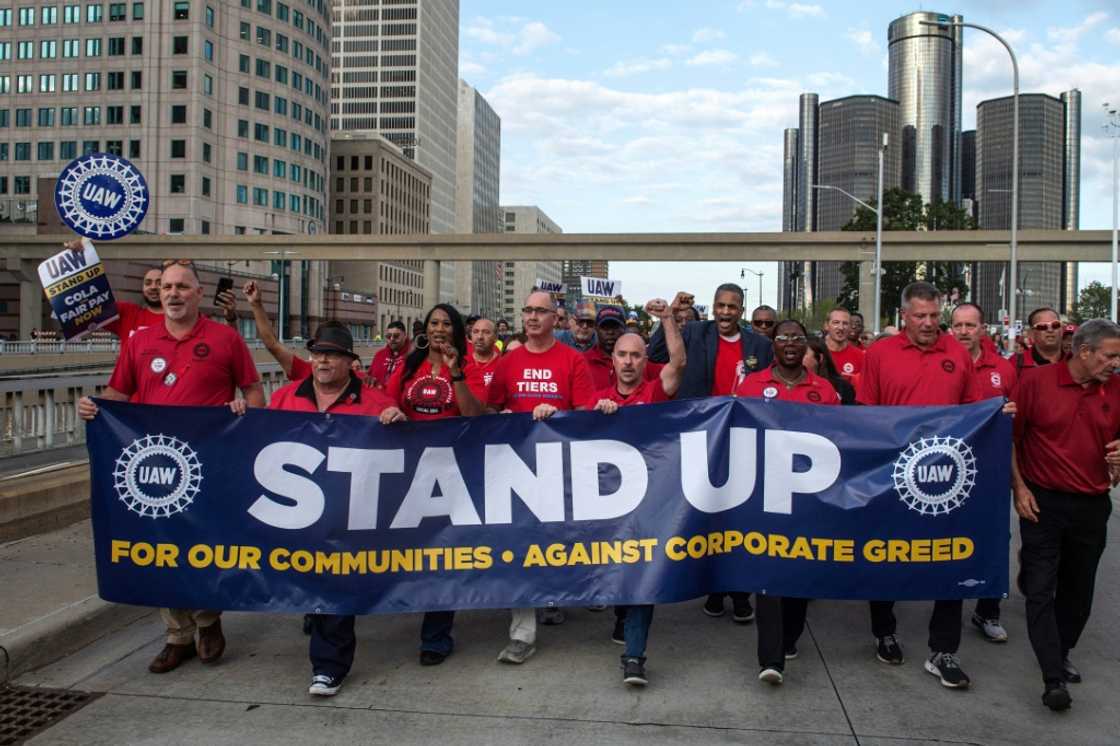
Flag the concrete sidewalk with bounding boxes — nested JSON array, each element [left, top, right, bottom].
[[6, 516, 1119, 745]]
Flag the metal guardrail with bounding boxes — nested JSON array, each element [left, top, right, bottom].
[[0, 339, 380, 355], [0, 363, 295, 458]]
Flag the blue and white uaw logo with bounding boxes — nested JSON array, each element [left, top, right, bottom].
[[113, 435, 202, 518], [54, 153, 149, 240], [892, 436, 977, 516]]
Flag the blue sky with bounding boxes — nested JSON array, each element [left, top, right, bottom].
[[459, 0, 1120, 309]]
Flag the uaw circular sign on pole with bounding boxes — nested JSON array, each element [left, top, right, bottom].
[[54, 152, 149, 240]]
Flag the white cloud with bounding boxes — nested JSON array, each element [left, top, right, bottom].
[[460, 59, 486, 77], [464, 17, 560, 57], [846, 28, 879, 56], [659, 43, 692, 57], [1047, 12, 1108, 44], [692, 27, 726, 43], [1106, 27, 1120, 44], [623, 196, 652, 206], [686, 49, 739, 66], [513, 21, 561, 56], [760, 0, 825, 18], [749, 52, 779, 68], [603, 57, 673, 78]]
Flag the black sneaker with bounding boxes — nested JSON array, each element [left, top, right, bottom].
[[419, 650, 448, 666], [875, 634, 904, 665], [924, 652, 970, 689], [732, 597, 755, 624], [784, 646, 799, 660], [1042, 680, 1072, 711], [702, 594, 725, 617], [611, 618, 625, 645], [308, 673, 343, 696], [1062, 657, 1082, 684], [622, 657, 648, 686]]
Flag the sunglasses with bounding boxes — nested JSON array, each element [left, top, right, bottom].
[[1031, 321, 1062, 332], [752, 319, 775, 327], [774, 334, 807, 343]]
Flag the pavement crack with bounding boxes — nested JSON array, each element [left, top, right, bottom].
[[806, 617, 861, 745]]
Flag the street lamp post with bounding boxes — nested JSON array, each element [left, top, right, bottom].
[[924, 17, 1019, 337], [741, 268, 764, 307], [812, 171, 885, 333], [1105, 104, 1119, 322]]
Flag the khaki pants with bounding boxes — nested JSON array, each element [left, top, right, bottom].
[[161, 608, 221, 645]]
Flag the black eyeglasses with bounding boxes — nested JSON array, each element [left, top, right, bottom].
[[752, 319, 775, 328]]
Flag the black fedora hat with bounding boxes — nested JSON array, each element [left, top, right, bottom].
[[307, 325, 359, 360]]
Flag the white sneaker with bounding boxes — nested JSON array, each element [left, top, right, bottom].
[[758, 667, 784, 685], [308, 673, 342, 696], [497, 640, 536, 664], [970, 613, 1008, 643]]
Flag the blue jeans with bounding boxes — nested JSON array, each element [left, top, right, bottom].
[[309, 614, 355, 679], [619, 604, 654, 659], [420, 610, 455, 655]]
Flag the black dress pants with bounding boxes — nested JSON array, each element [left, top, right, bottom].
[[1018, 483, 1110, 683], [868, 598, 963, 653]]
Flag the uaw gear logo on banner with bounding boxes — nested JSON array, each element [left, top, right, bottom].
[[113, 435, 203, 519], [55, 152, 149, 239], [86, 397, 1012, 615]]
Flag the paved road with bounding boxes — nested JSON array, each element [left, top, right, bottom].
[[12, 515, 1119, 745]]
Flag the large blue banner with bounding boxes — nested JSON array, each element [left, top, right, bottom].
[[87, 397, 1011, 614]]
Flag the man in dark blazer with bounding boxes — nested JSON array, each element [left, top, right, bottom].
[[647, 283, 774, 623], [647, 284, 773, 399]]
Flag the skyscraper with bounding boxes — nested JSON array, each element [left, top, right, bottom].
[[454, 79, 501, 318], [500, 206, 562, 323], [330, 0, 459, 306], [779, 94, 900, 309], [887, 11, 963, 206], [973, 90, 1081, 317]]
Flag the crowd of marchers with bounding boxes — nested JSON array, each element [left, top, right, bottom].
[[71, 244, 1120, 713]]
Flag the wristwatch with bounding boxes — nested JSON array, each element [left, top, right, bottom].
[[450, 369, 466, 382]]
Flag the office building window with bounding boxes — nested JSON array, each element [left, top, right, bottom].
[[42, 6, 57, 23], [63, 4, 79, 23], [254, 91, 269, 110], [60, 106, 76, 125], [171, 104, 186, 123], [60, 140, 77, 159], [171, 70, 187, 89], [253, 155, 268, 174], [63, 39, 78, 57], [237, 119, 248, 137], [131, 36, 142, 54], [129, 104, 140, 123], [255, 58, 270, 78], [108, 36, 124, 55], [131, 1, 141, 19], [14, 142, 30, 160], [172, 35, 187, 54], [169, 218, 184, 233], [238, 86, 249, 105], [85, 38, 101, 56], [236, 184, 248, 203], [107, 71, 124, 90], [202, 107, 212, 129], [37, 107, 55, 126], [170, 174, 185, 193], [172, 1, 188, 20], [203, 39, 212, 61], [128, 139, 140, 158], [17, 41, 31, 59], [239, 21, 249, 40], [83, 106, 100, 125], [14, 175, 31, 193], [82, 140, 98, 154], [15, 108, 30, 127], [201, 176, 211, 196], [86, 3, 102, 23], [0, 9, 11, 26], [255, 26, 269, 46], [252, 187, 267, 206], [204, 4, 213, 27], [18, 7, 34, 24], [0, 42, 10, 61], [170, 139, 186, 158], [105, 139, 122, 155], [236, 151, 248, 170], [202, 141, 211, 162], [40, 40, 57, 58], [257, 0, 269, 14], [84, 72, 100, 90], [203, 73, 212, 95], [39, 74, 57, 93], [201, 220, 210, 234], [108, 2, 125, 20], [106, 105, 123, 124], [254, 122, 268, 141], [273, 190, 285, 210], [130, 70, 141, 88], [0, 110, 8, 128]]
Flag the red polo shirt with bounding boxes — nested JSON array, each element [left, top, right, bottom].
[[487, 340, 596, 413], [857, 332, 979, 406], [269, 373, 393, 416], [367, 342, 410, 388], [735, 367, 840, 405], [466, 352, 501, 401], [1014, 362, 1120, 495], [595, 377, 670, 407], [106, 300, 163, 342], [971, 346, 1017, 401], [583, 344, 663, 391], [108, 316, 259, 406], [829, 342, 865, 382], [288, 355, 312, 381]]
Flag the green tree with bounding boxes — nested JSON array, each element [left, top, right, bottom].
[[1071, 281, 1112, 323], [837, 190, 974, 323], [787, 298, 840, 334]]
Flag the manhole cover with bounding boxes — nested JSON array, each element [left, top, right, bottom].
[[0, 685, 101, 745]]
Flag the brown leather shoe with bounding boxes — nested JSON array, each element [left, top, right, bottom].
[[197, 619, 226, 664], [148, 642, 196, 673]]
